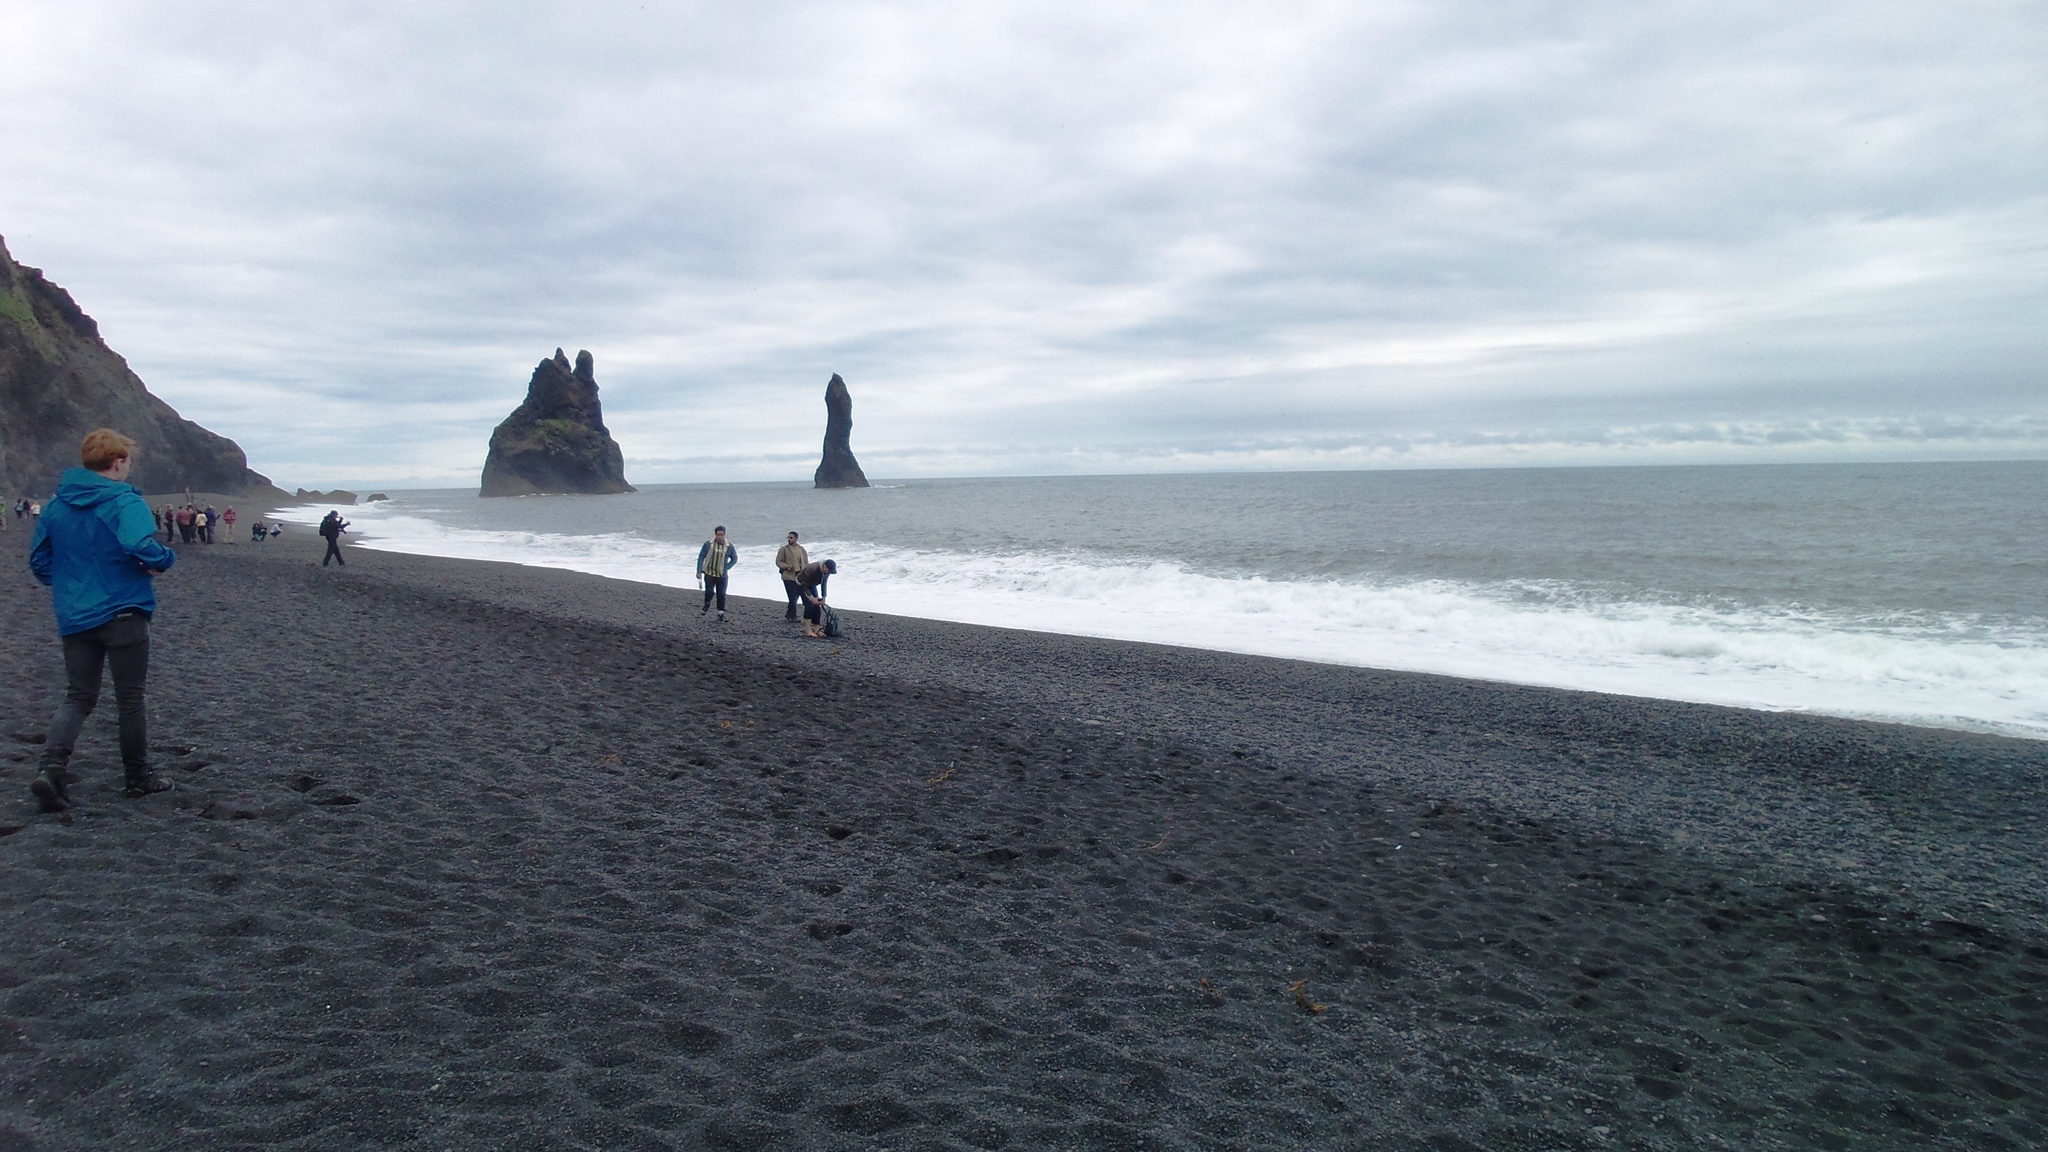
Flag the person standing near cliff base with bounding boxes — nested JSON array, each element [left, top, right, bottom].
[[27, 429, 177, 811], [697, 526, 737, 620], [776, 531, 809, 621]]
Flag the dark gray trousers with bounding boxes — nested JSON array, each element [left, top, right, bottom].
[[46, 612, 151, 771]]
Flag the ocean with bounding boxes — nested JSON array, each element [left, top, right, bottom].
[[268, 461, 2048, 739]]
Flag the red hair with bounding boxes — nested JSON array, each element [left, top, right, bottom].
[[80, 428, 136, 471]]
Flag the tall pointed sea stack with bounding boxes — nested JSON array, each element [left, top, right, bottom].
[[480, 348, 635, 498], [813, 373, 869, 488], [0, 233, 284, 497]]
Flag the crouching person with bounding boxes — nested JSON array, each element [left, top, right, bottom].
[[798, 558, 838, 638], [27, 429, 177, 811]]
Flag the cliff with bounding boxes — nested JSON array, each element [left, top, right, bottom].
[[0, 234, 285, 499], [480, 349, 635, 498], [814, 373, 870, 489]]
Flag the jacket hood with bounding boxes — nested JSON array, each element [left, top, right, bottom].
[[55, 466, 137, 509]]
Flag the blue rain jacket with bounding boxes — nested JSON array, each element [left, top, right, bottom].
[[28, 466, 176, 636]]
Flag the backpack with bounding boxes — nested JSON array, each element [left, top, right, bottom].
[[822, 606, 845, 639]]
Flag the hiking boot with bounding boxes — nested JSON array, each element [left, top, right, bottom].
[[122, 771, 174, 799], [29, 768, 68, 813], [29, 751, 70, 812], [717, 610, 726, 622]]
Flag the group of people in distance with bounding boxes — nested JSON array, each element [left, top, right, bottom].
[[150, 501, 285, 544], [7, 497, 44, 525], [697, 526, 841, 638], [157, 502, 234, 544]]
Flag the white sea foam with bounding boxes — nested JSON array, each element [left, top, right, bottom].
[[271, 502, 2048, 739]]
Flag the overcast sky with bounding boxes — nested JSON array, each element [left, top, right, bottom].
[[3, 1, 2044, 487]]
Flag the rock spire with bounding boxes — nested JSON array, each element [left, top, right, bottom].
[[480, 348, 635, 498], [813, 373, 869, 489]]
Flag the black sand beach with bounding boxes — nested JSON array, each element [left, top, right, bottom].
[[3, 527, 2045, 1150]]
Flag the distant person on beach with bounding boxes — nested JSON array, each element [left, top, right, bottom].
[[26, 429, 177, 811], [796, 558, 837, 638], [318, 511, 349, 567], [269, 523, 282, 539], [776, 531, 809, 621], [221, 506, 236, 542], [202, 506, 217, 544], [175, 505, 195, 544], [250, 520, 267, 543], [697, 526, 737, 620]]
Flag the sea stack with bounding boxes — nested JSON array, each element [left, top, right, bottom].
[[0, 233, 284, 497], [814, 373, 869, 489], [480, 348, 635, 498]]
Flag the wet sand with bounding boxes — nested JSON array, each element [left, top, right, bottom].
[[2, 528, 2044, 1150]]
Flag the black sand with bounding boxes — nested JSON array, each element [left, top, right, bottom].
[[2, 528, 2045, 1150]]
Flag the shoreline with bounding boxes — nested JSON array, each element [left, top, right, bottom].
[[256, 526, 2048, 932], [4, 531, 2044, 1149], [253, 494, 2048, 746]]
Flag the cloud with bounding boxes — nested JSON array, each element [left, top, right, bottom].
[[1, 0, 2043, 487]]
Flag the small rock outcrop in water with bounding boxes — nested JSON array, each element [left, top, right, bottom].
[[480, 348, 634, 498], [0, 233, 284, 498], [813, 373, 869, 489], [292, 488, 357, 505]]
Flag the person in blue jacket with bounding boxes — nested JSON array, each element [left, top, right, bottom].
[[27, 429, 177, 811]]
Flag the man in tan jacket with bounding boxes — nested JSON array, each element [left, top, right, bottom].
[[775, 531, 809, 621]]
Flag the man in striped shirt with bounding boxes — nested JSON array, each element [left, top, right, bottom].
[[697, 526, 738, 621]]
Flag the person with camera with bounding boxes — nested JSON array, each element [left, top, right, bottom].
[[319, 510, 350, 566]]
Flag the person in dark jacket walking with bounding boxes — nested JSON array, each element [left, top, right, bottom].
[[318, 511, 349, 566], [696, 526, 737, 620], [27, 429, 177, 811]]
